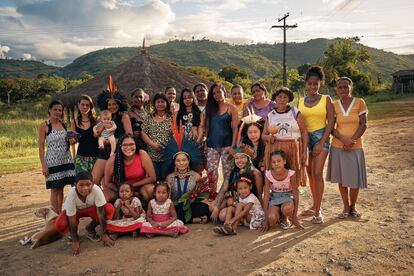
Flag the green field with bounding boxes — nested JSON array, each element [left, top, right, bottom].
[[0, 93, 413, 175]]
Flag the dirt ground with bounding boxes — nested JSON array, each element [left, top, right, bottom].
[[0, 116, 413, 276]]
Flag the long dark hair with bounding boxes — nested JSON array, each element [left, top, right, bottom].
[[205, 83, 225, 124], [176, 88, 201, 127], [48, 99, 65, 119], [242, 122, 265, 169], [113, 134, 141, 186], [76, 95, 97, 127]]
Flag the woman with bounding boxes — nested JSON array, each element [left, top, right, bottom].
[[228, 84, 247, 120], [38, 100, 76, 213], [243, 83, 275, 120], [175, 88, 204, 143], [327, 77, 368, 218], [262, 86, 308, 187], [298, 66, 334, 224], [242, 122, 266, 171], [194, 83, 208, 114], [141, 93, 173, 181], [104, 134, 156, 203], [72, 95, 99, 174], [129, 88, 148, 139], [205, 83, 239, 192], [92, 80, 133, 185], [165, 86, 179, 114]]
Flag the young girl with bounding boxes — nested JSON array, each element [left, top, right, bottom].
[[262, 150, 303, 231], [106, 183, 146, 240], [140, 182, 188, 237], [214, 174, 264, 235], [242, 122, 265, 171]]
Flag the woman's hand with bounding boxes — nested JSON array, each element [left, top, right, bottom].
[[152, 142, 163, 151], [68, 137, 77, 145], [42, 166, 49, 178], [121, 206, 130, 216], [210, 206, 219, 223], [311, 143, 323, 157]]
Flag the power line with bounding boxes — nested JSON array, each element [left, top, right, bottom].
[[271, 13, 297, 86]]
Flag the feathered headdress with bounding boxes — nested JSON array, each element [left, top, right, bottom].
[[97, 75, 128, 112], [162, 121, 202, 174]]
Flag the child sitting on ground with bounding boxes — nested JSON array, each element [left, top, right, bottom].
[[93, 110, 117, 156], [214, 174, 264, 235], [106, 182, 146, 240], [54, 171, 115, 255], [140, 182, 188, 237], [262, 150, 303, 231]]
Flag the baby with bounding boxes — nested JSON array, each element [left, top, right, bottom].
[[93, 110, 117, 155]]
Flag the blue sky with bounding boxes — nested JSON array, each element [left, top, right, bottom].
[[0, 0, 413, 66]]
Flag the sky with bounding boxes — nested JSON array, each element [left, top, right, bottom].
[[0, 0, 413, 66]]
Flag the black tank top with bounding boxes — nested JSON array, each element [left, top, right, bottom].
[[113, 114, 125, 138], [76, 125, 99, 157]]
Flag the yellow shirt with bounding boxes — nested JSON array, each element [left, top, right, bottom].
[[228, 98, 247, 120], [298, 95, 328, 132], [331, 98, 368, 149]]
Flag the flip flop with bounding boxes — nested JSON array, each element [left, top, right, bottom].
[[86, 231, 101, 242], [223, 224, 236, 235], [213, 226, 227, 235], [350, 208, 361, 218], [311, 214, 324, 224], [300, 209, 316, 217], [280, 221, 291, 230], [338, 212, 349, 219]]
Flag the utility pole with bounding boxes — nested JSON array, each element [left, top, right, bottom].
[[271, 13, 297, 86]]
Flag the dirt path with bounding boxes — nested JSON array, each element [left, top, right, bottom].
[[0, 117, 413, 276]]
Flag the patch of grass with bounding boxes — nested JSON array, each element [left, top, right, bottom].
[[368, 100, 414, 121], [0, 155, 40, 174], [365, 92, 414, 104]]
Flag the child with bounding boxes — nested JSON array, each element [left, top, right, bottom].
[[140, 182, 188, 237], [93, 110, 117, 156], [262, 150, 303, 231], [214, 174, 264, 235], [106, 183, 146, 240], [54, 171, 115, 256]]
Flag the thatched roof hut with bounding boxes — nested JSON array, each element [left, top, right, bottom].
[[56, 49, 212, 108]]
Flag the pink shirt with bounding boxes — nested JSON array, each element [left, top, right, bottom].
[[265, 169, 295, 192]]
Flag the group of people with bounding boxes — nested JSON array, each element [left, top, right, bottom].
[[38, 65, 368, 255]]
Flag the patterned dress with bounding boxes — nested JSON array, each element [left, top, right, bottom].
[[141, 115, 172, 162], [140, 199, 188, 235], [44, 120, 76, 189]]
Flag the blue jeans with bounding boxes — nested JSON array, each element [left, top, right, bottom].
[[308, 127, 330, 151]]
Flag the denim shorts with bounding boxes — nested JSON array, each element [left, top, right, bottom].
[[308, 127, 330, 151], [269, 191, 293, 206]]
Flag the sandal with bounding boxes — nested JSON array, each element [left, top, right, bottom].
[[223, 223, 236, 235], [337, 212, 349, 219], [86, 231, 101, 242], [280, 221, 291, 230], [311, 214, 324, 224], [213, 226, 230, 235], [350, 207, 361, 218]]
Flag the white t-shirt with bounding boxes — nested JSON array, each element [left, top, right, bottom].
[[238, 193, 263, 214], [64, 185, 106, 216]]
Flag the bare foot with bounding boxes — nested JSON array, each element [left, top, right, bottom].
[[109, 233, 118, 241]]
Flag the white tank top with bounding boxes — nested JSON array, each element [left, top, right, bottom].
[[267, 106, 301, 140]]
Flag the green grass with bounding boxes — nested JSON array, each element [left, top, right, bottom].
[[0, 93, 413, 175]]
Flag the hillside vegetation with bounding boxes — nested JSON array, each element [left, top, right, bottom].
[[1, 38, 414, 80]]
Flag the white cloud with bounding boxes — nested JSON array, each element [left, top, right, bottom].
[[21, 52, 32, 60], [0, 45, 11, 59]]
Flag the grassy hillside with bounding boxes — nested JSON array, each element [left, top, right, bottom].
[[0, 60, 58, 78], [2, 39, 414, 80]]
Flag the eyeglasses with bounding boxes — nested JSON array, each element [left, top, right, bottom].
[[121, 143, 135, 148]]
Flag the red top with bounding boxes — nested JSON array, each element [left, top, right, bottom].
[[124, 154, 146, 183]]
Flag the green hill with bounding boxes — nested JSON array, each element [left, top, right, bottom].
[[2, 39, 414, 80], [0, 59, 58, 78]]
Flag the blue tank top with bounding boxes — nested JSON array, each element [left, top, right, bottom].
[[207, 111, 232, 148]]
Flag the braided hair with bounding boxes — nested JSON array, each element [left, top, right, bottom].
[[113, 134, 141, 186]]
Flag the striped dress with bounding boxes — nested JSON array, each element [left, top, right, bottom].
[[45, 120, 76, 189]]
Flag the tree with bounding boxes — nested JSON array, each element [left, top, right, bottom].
[[323, 38, 372, 95], [0, 78, 19, 105], [218, 64, 248, 83]]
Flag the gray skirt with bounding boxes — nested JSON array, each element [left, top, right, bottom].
[[326, 147, 367, 189]]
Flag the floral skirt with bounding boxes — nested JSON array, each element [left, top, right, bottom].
[[74, 155, 97, 174], [106, 216, 145, 233]]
